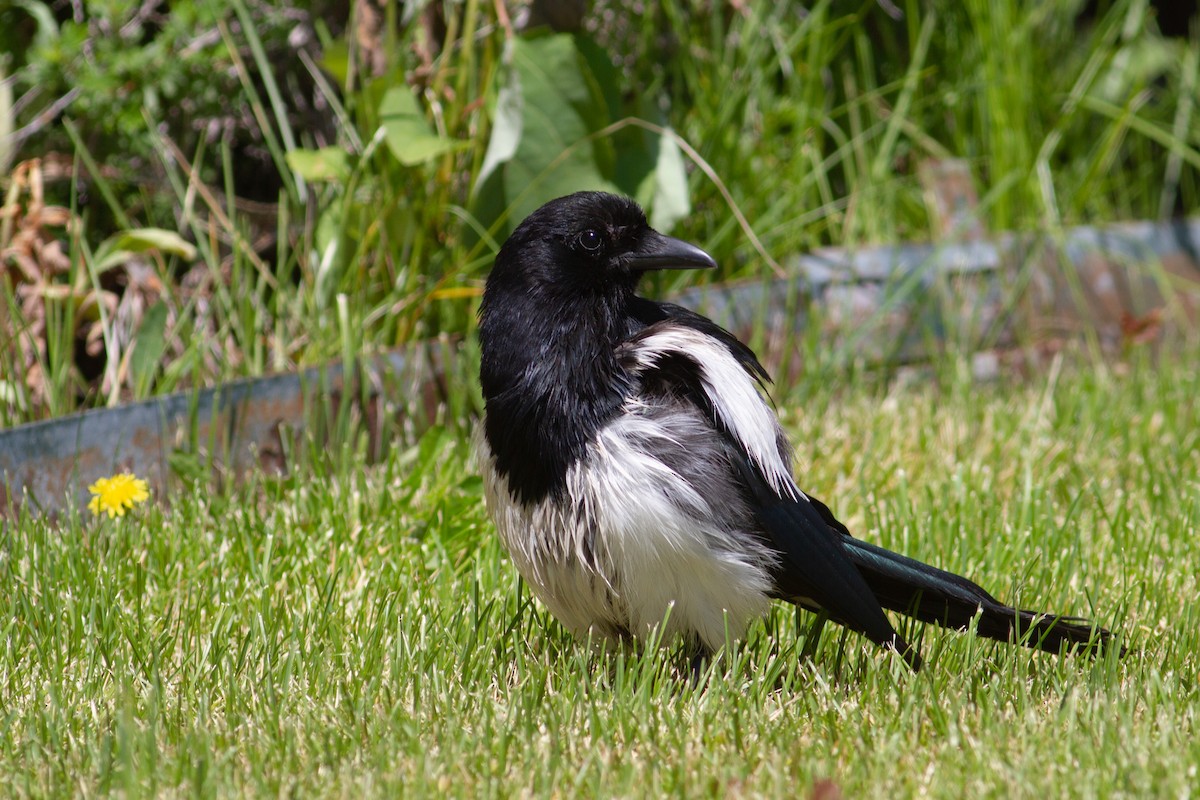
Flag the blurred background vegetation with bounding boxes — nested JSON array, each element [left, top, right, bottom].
[[1, 0, 1197, 426]]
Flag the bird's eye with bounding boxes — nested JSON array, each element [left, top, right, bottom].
[[576, 229, 604, 253]]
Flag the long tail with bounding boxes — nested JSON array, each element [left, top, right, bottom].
[[842, 537, 1121, 657]]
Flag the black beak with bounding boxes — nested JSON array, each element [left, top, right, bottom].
[[625, 230, 717, 272]]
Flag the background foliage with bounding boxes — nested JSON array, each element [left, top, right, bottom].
[[1, 0, 1197, 427]]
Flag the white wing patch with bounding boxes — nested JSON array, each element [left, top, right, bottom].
[[622, 325, 803, 500]]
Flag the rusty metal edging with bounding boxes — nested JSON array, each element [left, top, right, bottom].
[[2, 218, 1199, 520], [677, 218, 1200, 366], [1, 348, 451, 520]]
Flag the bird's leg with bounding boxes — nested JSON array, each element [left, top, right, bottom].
[[799, 608, 830, 665], [686, 640, 713, 685]]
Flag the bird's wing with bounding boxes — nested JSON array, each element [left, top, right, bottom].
[[641, 299, 774, 388], [618, 318, 916, 665]]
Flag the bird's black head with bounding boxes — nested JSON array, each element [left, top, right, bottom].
[[487, 191, 716, 300], [479, 192, 717, 504]]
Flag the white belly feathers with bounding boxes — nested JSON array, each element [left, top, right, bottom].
[[479, 406, 777, 652]]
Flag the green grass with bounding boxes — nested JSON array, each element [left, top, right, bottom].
[[3, 342, 1198, 798]]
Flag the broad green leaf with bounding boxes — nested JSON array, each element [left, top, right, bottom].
[[648, 128, 691, 231], [476, 77, 523, 188], [287, 147, 352, 182], [380, 87, 466, 166], [473, 34, 691, 236], [94, 228, 197, 271], [112, 228, 197, 258], [313, 201, 346, 308], [499, 34, 619, 228], [320, 41, 351, 86], [130, 302, 169, 396]]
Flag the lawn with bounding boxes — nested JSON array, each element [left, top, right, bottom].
[[3, 342, 1197, 798], [2, 1, 1197, 796]]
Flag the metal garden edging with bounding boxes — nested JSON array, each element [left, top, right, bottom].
[[2, 218, 1198, 519]]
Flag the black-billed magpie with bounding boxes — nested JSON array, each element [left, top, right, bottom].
[[478, 191, 1117, 671]]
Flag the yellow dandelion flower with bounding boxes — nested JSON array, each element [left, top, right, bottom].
[[88, 473, 151, 518]]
